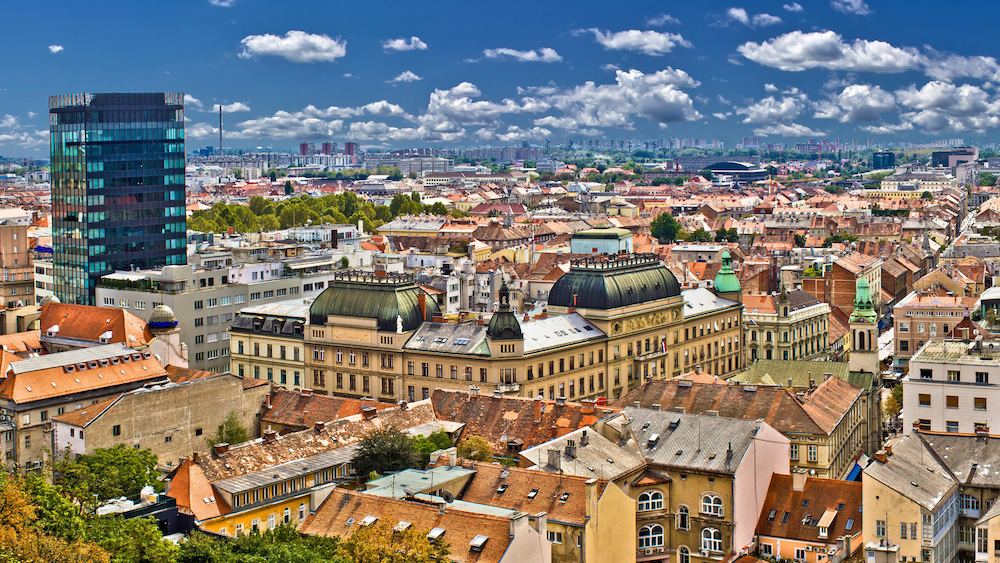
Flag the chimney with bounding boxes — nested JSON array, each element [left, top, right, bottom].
[[418, 293, 427, 320], [550, 424, 559, 439], [192, 452, 199, 463], [885, 444, 892, 457], [547, 448, 561, 471], [533, 396, 542, 422], [633, 401, 641, 408], [362, 406, 378, 420], [263, 429, 278, 442], [792, 471, 807, 491], [556, 396, 566, 406], [620, 419, 632, 441], [787, 378, 793, 388], [581, 430, 589, 446], [580, 399, 596, 415], [874, 449, 888, 463], [314, 421, 326, 432], [531, 512, 548, 535], [565, 439, 577, 458], [808, 378, 816, 389], [651, 403, 661, 411], [213, 442, 231, 455], [448, 448, 457, 466]]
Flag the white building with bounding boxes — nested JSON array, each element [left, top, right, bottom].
[[903, 339, 1000, 434]]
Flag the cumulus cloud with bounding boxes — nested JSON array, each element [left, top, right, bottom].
[[473, 125, 552, 143], [646, 13, 680, 26], [239, 31, 346, 63], [583, 29, 691, 55], [754, 123, 827, 137], [764, 83, 779, 92], [208, 0, 237, 6], [382, 36, 427, 51], [0, 115, 18, 128], [184, 94, 204, 110], [213, 102, 251, 113], [923, 52, 1000, 82], [727, 7, 782, 27], [713, 112, 732, 120], [738, 30, 923, 73], [27, 112, 36, 119], [831, 0, 871, 15], [861, 81, 1000, 134], [783, 3, 803, 12], [736, 94, 808, 124], [186, 122, 220, 138], [482, 47, 562, 63], [48, 45, 63, 54], [391, 71, 422, 82], [601, 63, 620, 71], [813, 84, 896, 121], [535, 68, 702, 131]]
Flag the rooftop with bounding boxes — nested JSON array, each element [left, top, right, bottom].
[[910, 339, 1000, 367], [757, 474, 862, 543]]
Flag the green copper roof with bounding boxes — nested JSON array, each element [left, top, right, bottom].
[[849, 277, 877, 324], [487, 282, 522, 340], [309, 272, 440, 331], [549, 254, 680, 310], [713, 250, 742, 294], [730, 359, 875, 391]]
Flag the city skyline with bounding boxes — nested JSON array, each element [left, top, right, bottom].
[[6, 0, 1000, 155]]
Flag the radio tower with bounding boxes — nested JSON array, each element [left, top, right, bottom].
[[219, 106, 223, 157]]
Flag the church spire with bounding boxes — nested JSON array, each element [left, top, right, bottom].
[[849, 277, 877, 324]]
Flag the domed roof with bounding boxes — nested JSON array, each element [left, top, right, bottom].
[[713, 250, 741, 295], [487, 282, 522, 340], [39, 295, 61, 306], [549, 254, 681, 310], [148, 304, 178, 331], [309, 272, 440, 332]]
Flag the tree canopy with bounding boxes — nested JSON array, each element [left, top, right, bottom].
[[352, 427, 422, 477], [207, 411, 249, 449], [53, 445, 162, 509], [650, 212, 682, 243], [456, 436, 492, 462]]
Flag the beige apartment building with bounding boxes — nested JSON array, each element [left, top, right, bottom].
[[744, 287, 831, 362], [231, 254, 745, 404], [892, 290, 978, 371]]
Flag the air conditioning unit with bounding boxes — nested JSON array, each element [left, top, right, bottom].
[[645, 548, 654, 555], [701, 549, 710, 557], [655, 547, 665, 554], [959, 509, 967, 516]]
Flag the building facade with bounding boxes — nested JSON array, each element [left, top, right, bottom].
[[893, 291, 979, 371], [744, 287, 831, 362], [50, 92, 187, 305]]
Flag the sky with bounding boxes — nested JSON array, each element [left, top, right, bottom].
[[5, 0, 1000, 155]]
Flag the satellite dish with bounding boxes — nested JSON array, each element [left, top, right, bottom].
[[441, 491, 455, 503]]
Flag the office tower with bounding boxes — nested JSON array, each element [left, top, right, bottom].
[[299, 142, 310, 156], [49, 92, 187, 305]]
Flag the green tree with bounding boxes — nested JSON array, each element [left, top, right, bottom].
[[21, 476, 86, 541], [794, 233, 807, 247], [822, 233, 859, 247], [232, 168, 243, 180], [456, 435, 493, 462], [248, 196, 269, 216], [884, 395, 900, 420], [921, 191, 933, 200], [339, 257, 349, 269], [352, 427, 421, 478], [891, 383, 903, 410], [982, 173, 997, 187], [284, 180, 294, 195], [269, 170, 277, 182], [52, 446, 161, 509], [207, 411, 249, 448], [650, 212, 682, 243], [425, 202, 449, 216], [698, 169, 714, 181], [688, 228, 712, 243], [83, 516, 177, 563], [414, 431, 453, 465], [177, 526, 347, 563], [259, 215, 280, 231], [336, 521, 450, 563]]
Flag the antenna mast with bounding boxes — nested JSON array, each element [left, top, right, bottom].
[[219, 106, 223, 157]]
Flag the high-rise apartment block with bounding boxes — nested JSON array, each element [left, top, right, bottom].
[[343, 142, 358, 156], [49, 92, 187, 305]]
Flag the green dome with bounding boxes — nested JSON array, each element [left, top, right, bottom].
[[487, 282, 522, 340], [713, 250, 741, 294], [309, 272, 440, 331], [549, 254, 680, 309], [849, 277, 878, 324]]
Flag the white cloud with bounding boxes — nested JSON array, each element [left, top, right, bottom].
[[584, 29, 691, 56], [27, 112, 36, 119], [212, 102, 251, 113], [391, 71, 423, 82], [646, 13, 680, 26], [536, 68, 702, 131], [896, 81, 997, 116], [764, 83, 778, 92], [753, 123, 827, 137], [0, 115, 18, 128], [0, 129, 48, 147], [860, 122, 914, 135], [783, 2, 803, 12], [186, 122, 220, 138], [382, 36, 427, 51], [738, 30, 923, 73], [923, 52, 1000, 82], [473, 125, 552, 143], [184, 94, 204, 110], [239, 31, 346, 63], [736, 94, 808, 124], [48, 45, 63, 54], [343, 73, 353, 78], [208, 0, 237, 6], [712, 112, 732, 120], [727, 7, 782, 27], [831, 0, 871, 15], [813, 84, 896, 121], [601, 63, 620, 71], [482, 47, 562, 63]]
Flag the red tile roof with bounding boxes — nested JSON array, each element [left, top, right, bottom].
[[756, 474, 862, 543], [260, 388, 396, 430], [38, 303, 152, 348]]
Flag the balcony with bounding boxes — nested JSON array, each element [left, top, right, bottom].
[[496, 383, 519, 394]]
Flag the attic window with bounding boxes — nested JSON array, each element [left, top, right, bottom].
[[88, 362, 98, 369], [767, 509, 776, 521], [583, 326, 593, 331], [360, 516, 377, 527], [558, 492, 570, 502], [346, 517, 355, 526], [427, 527, 445, 541], [77, 363, 87, 371], [415, 336, 426, 341], [845, 518, 854, 531], [801, 499, 810, 507], [500, 470, 509, 479], [454, 338, 470, 345], [470, 535, 489, 552], [99, 359, 109, 367], [527, 489, 538, 499], [64, 365, 75, 373], [393, 521, 411, 532], [837, 503, 845, 511], [111, 358, 120, 365], [496, 484, 508, 495], [434, 337, 448, 344], [781, 511, 790, 524]]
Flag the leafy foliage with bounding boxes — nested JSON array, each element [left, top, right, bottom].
[[456, 435, 493, 462], [207, 411, 249, 448], [650, 212, 682, 243], [352, 427, 422, 477], [83, 516, 177, 563], [982, 172, 997, 187], [687, 228, 712, 243], [413, 431, 453, 465], [177, 526, 346, 563], [794, 233, 807, 248], [334, 522, 450, 563], [822, 233, 859, 247], [53, 445, 162, 508]]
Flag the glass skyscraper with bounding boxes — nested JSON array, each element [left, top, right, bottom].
[[49, 92, 187, 305]]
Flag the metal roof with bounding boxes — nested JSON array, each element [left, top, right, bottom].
[[213, 443, 360, 496], [10, 343, 134, 375], [522, 313, 605, 354], [403, 323, 490, 356]]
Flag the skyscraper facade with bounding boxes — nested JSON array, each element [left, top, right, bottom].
[[49, 92, 187, 305]]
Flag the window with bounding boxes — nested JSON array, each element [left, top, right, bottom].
[[194, 318, 204, 327], [901, 522, 908, 540], [976, 397, 988, 411], [679, 547, 690, 563], [701, 494, 723, 517], [299, 503, 306, 521], [961, 494, 981, 511], [761, 544, 773, 557], [977, 372, 990, 384], [948, 370, 960, 382], [920, 369, 933, 379], [701, 528, 722, 553], [790, 444, 798, 461], [112, 425, 121, 437], [795, 548, 806, 562], [947, 421, 960, 433], [900, 341, 909, 352], [947, 395, 959, 408], [918, 419, 931, 431], [547, 531, 563, 544], [980, 528, 989, 554], [677, 506, 690, 530], [919, 394, 931, 406], [876, 520, 886, 538], [637, 490, 663, 511], [284, 508, 291, 524], [960, 525, 975, 544], [638, 525, 664, 549], [807, 444, 818, 462]]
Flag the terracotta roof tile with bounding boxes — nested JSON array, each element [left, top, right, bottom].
[[756, 474, 862, 542], [261, 388, 396, 430], [38, 302, 152, 347], [0, 330, 41, 356], [0, 351, 167, 404]]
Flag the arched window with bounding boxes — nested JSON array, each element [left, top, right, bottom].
[[701, 528, 723, 553], [701, 494, 723, 517], [638, 524, 664, 548], [679, 546, 691, 563], [677, 505, 690, 530], [638, 490, 664, 511]]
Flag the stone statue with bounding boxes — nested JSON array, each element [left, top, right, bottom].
[[396, 315, 403, 334]]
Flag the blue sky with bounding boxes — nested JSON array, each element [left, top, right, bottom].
[[4, 0, 1000, 155]]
